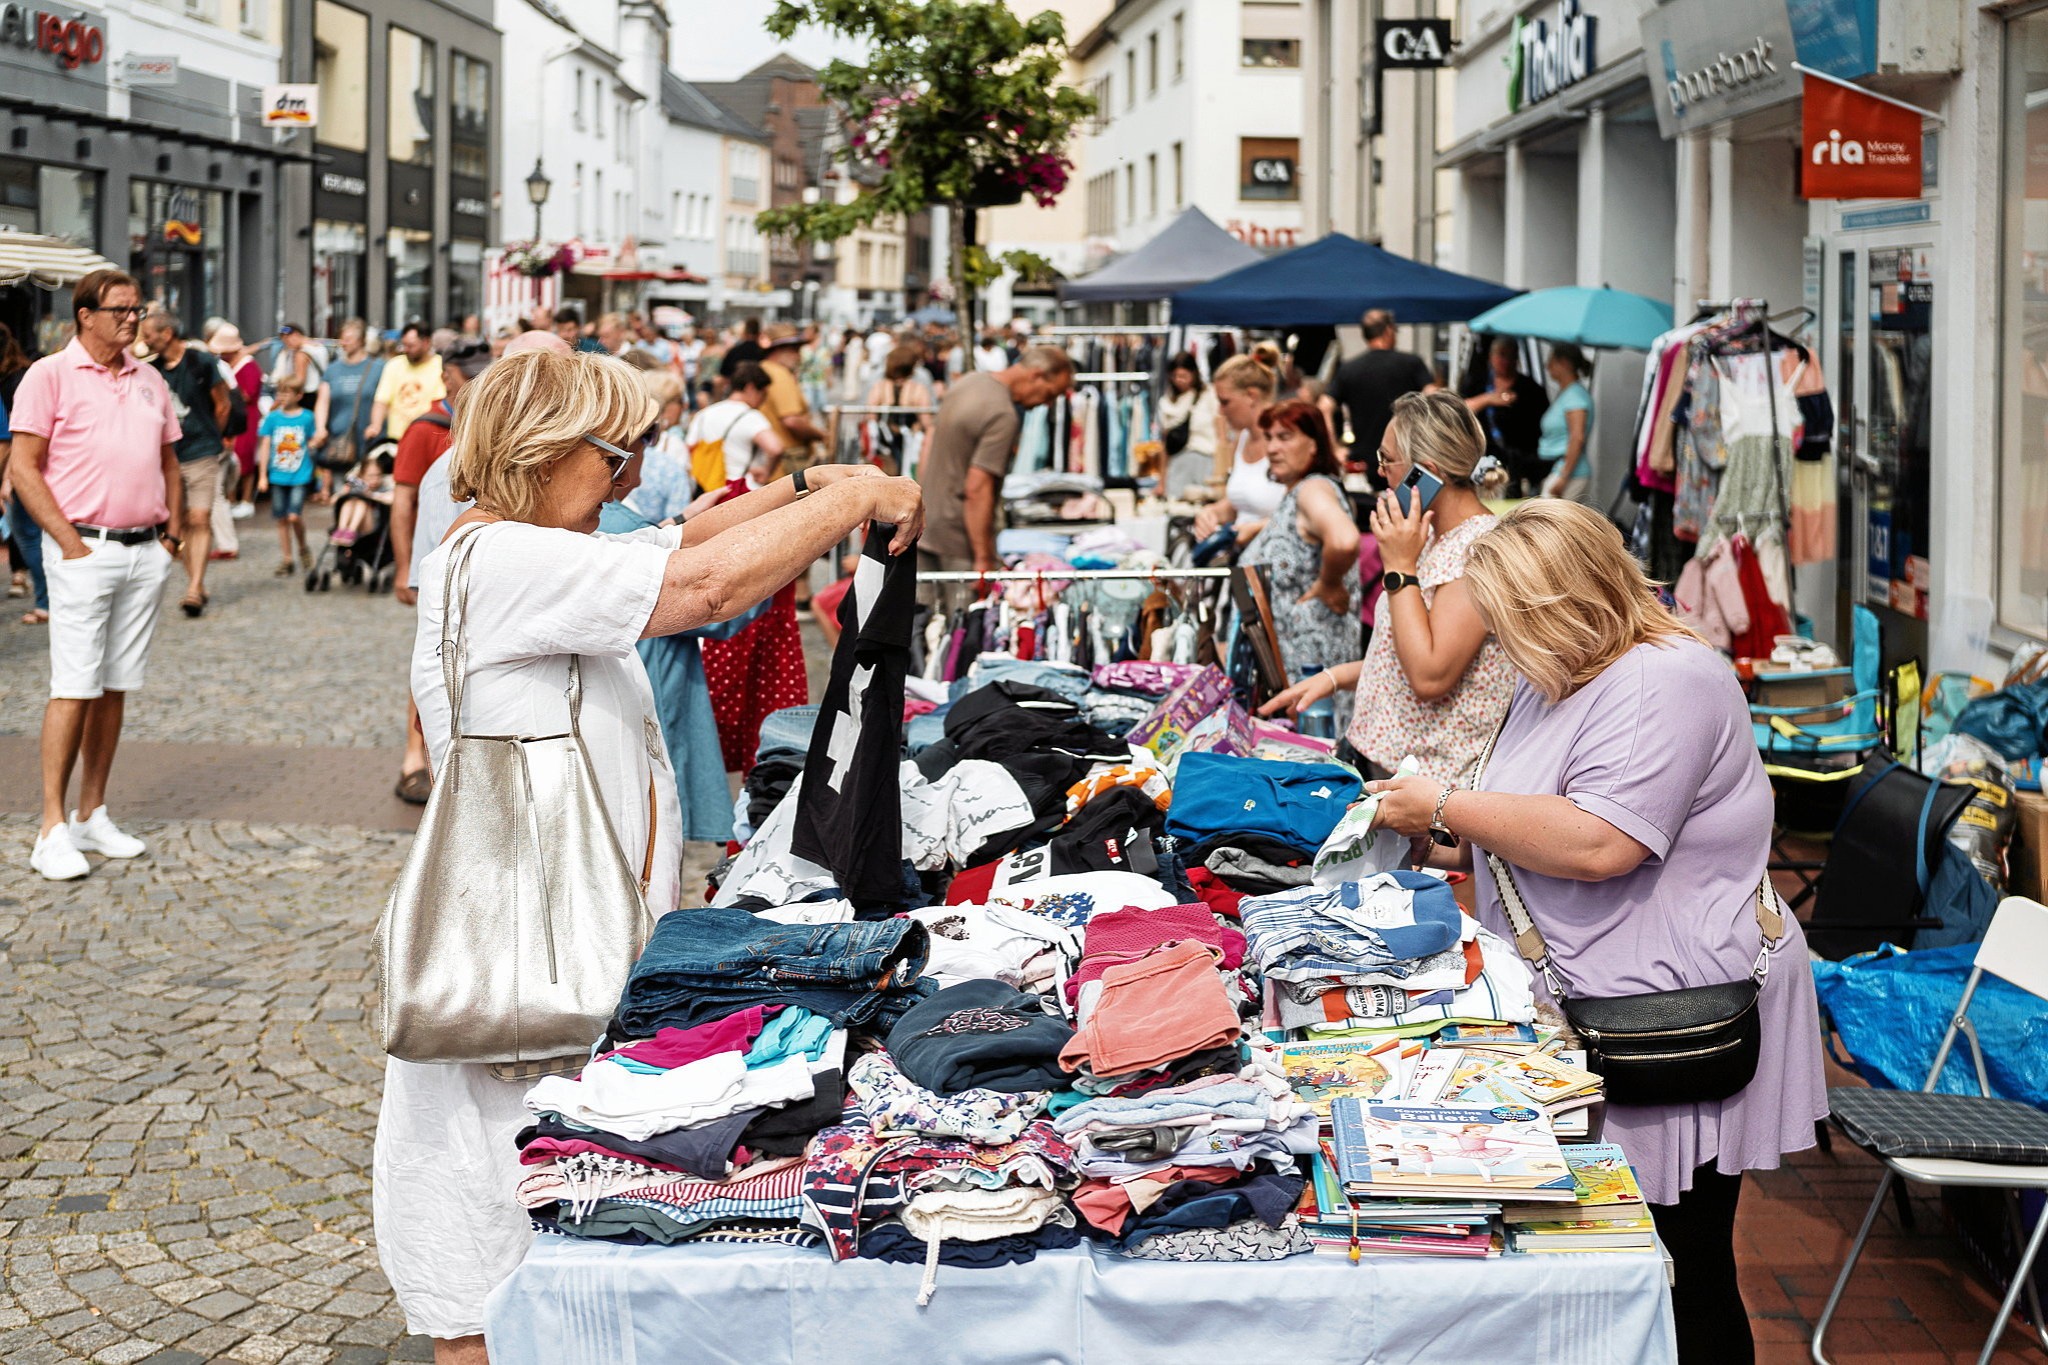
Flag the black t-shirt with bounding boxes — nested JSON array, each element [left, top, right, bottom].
[[153, 347, 225, 462], [1327, 348, 1435, 466], [1473, 373, 1550, 468], [722, 339, 766, 372]]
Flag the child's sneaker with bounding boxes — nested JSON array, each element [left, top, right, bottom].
[[276, 559, 294, 576], [332, 528, 358, 547]]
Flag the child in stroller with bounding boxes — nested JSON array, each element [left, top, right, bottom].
[[307, 440, 397, 592]]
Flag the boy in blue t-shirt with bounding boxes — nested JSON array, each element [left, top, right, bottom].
[[258, 376, 320, 574]]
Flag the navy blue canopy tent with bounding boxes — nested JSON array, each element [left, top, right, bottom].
[[1169, 232, 1520, 326]]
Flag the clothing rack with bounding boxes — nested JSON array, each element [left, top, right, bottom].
[[919, 568, 1231, 582]]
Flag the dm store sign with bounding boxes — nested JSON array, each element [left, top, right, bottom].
[[1507, 0, 1595, 114]]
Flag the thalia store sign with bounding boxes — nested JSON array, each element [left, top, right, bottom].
[[1507, 0, 1595, 114]]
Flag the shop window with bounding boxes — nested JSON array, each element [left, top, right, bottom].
[[452, 52, 490, 180], [387, 227, 432, 328], [387, 27, 436, 168], [313, 1, 369, 154], [1998, 7, 2048, 636], [1241, 38, 1299, 68], [313, 220, 366, 338], [127, 181, 228, 339], [1239, 137, 1299, 201], [449, 241, 484, 325], [0, 159, 98, 249]]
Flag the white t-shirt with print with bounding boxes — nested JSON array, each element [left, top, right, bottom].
[[684, 399, 773, 484]]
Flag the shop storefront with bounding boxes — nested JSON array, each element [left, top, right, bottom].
[[292, 0, 501, 334], [1439, 0, 1995, 659], [0, 5, 287, 352]]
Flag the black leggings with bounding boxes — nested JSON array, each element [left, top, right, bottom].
[[1649, 1165, 1751, 1365]]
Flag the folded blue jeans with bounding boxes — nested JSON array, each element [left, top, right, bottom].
[[614, 907, 933, 1036]]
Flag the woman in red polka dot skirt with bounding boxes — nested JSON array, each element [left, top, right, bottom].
[[700, 481, 809, 772]]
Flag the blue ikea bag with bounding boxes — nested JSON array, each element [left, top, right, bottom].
[[1165, 752, 1362, 850], [1811, 945, 2048, 1106]]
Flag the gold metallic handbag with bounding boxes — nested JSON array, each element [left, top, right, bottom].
[[376, 524, 655, 1066]]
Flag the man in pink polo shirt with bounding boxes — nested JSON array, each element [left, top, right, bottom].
[[6, 269, 184, 881]]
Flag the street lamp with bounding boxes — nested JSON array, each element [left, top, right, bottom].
[[525, 159, 551, 242]]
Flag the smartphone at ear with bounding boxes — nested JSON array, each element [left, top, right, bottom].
[[1392, 465, 1444, 515]]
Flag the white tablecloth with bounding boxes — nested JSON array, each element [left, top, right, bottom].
[[484, 1237, 1677, 1364]]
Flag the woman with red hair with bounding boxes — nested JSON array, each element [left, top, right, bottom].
[[1238, 399, 1361, 699]]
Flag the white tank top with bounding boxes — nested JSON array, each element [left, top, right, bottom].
[[1224, 430, 1285, 523]]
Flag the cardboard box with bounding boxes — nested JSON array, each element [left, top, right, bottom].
[[2009, 792, 2048, 903]]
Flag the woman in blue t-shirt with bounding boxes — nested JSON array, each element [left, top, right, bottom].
[[1538, 342, 1594, 502], [311, 319, 384, 502]]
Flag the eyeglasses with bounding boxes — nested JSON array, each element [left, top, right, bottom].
[[90, 305, 148, 319], [586, 429, 657, 480]]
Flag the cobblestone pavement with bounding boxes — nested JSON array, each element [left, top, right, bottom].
[[0, 545, 415, 748], [0, 815, 425, 1364], [0, 541, 768, 1361]]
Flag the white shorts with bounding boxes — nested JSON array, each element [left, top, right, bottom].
[[44, 533, 174, 700]]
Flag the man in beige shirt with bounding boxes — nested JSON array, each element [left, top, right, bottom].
[[917, 346, 1073, 574]]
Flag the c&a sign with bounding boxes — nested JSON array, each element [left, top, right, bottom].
[[1801, 73, 1921, 200]]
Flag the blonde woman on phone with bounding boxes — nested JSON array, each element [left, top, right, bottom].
[[1259, 390, 1511, 782]]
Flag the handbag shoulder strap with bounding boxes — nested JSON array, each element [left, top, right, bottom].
[[439, 522, 491, 744], [440, 520, 588, 745], [1470, 706, 1784, 998]]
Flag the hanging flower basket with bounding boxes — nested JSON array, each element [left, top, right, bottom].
[[504, 241, 575, 279]]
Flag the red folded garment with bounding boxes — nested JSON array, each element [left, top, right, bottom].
[[1064, 904, 1245, 1007], [1184, 867, 1244, 920]]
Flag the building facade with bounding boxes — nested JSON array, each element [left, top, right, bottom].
[[1436, 0, 2046, 660], [1072, 0, 1308, 286], [287, 0, 501, 334], [1, 0, 291, 350], [699, 54, 826, 314]]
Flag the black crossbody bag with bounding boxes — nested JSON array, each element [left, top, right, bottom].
[[1473, 723, 1787, 1107]]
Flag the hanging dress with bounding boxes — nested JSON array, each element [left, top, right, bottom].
[[698, 481, 810, 773]]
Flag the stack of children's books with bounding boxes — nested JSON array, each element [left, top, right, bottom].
[[1299, 1144, 1502, 1259], [1503, 1143, 1657, 1253], [1329, 1097, 1577, 1204]]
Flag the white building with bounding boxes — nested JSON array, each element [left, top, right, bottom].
[[651, 68, 771, 316], [1436, 0, 2043, 664], [496, 0, 647, 323], [1070, 0, 1307, 289]]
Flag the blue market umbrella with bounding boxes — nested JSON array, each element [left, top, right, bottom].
[[1465, 286, 1675, 351]]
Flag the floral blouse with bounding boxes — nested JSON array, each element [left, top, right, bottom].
[[1346, 513, 1514, 783]]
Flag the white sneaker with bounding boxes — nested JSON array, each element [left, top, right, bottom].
[[68, 807, 146, 859], [231, 501, 255, 520], [30, 825, 90, 880]]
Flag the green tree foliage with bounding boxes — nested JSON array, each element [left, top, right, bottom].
[[760, 0, 1094, 315]]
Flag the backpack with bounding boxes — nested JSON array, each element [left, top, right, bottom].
[[689, 407, 752, 495], [222, 381, 250, 441]]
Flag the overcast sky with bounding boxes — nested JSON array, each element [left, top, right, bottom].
[[676, 0, 869, 82]]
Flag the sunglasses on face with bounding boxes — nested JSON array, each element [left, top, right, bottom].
[[91, 305, 148, 319], [586, 428, 659, 480]]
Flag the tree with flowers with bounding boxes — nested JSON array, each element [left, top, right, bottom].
[[759, 0, 1094, 324]]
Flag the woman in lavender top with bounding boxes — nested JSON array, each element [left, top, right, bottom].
[[1368, 500, 1826, 1365]]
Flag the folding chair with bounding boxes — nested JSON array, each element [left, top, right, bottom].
[[1811, 896, 2048, 1365]]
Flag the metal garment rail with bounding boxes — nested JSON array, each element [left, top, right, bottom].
[[918, 568, 1231, 581]]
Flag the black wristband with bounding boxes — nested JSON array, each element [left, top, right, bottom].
[[791, 466, 810, 498]]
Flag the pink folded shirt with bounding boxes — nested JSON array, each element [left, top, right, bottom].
[[1059, 940, 1242, 1077], [596, 1005, 777, 1070], [1063, 904, 1245, 1007]]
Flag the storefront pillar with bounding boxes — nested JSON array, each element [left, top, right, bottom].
[[1675, 131, 1710, 312]]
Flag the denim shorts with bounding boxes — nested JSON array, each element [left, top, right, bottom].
[[271, 483, 309, 520]]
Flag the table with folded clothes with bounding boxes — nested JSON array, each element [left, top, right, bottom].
[[483, 651, 1676, 1362]]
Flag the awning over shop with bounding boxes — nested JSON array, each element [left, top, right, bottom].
[[570, 263, 708, 283], [1169, 232, 1519, 326], [0, 228, 119, 290], [1062, 207, 1262, 304]]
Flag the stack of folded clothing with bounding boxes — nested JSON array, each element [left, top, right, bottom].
[[515, 1004, 846, 1246], [796, 980, 1085, 1299], [1059, 1037, 1317, 1260], [1242, 873, 1536, 1039], [1062, 901, 1254, 1023], [613, 908, 935, 1035]]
